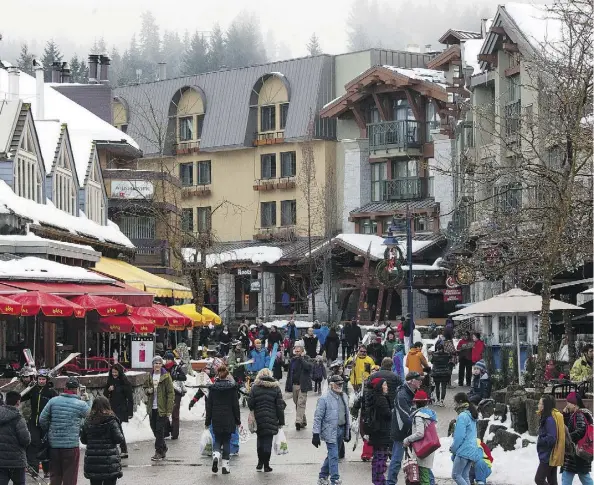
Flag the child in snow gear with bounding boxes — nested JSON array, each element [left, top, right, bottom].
[[468, 360, 491, 405], [313, 356, 327, 394]]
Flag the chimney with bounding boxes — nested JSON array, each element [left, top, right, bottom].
[[51, 62, 61, 83], [425, 44, 432, 53], [7, 67, 20, 101], [158, 62, 166, 81], [88, 54, 99, 83], [99, 55, 110, 83], [406, 43, 421, 53], [34, 62, 45, 120], [61, 64, 71, 83], [481, 18, 489, 38]]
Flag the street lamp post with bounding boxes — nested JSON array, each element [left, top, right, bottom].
[[406, 204, 415, 351]]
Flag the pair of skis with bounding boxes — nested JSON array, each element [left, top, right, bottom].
[[18, 350, 81, 398]]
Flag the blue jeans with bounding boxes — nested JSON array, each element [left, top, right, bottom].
[[562, 471, 593, 485], [452, 456, 473, 485], [320, 425, 345, 483], [473, 459, 492, 483], [387, 441, 405, 485]]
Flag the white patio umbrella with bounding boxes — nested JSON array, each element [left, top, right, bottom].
[[449, 288, 583, 381]]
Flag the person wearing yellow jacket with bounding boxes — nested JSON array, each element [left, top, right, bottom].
[[346, 345, 375, 393], [570, 344, 593, 383]]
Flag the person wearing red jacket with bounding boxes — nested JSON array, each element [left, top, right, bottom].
[[471, 333, 485, 365], [457, 332, 473, 387]]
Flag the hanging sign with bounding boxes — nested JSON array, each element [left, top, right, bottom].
[[110, 180, 154, 200], [250, 280, 261, 292], [443, 288, 463, 302]]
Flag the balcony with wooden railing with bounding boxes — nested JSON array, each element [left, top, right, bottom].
[[174, 139, 200, 155]]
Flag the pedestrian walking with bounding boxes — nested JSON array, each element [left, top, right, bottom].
[[313, 356, 327, 394], [0, 391, 31, 485], [347, 345, 375, 394], [142, 356, 174, 462], [345, 319, 362, 358], [403, 390, 438, 485], [372, 357, 403, 406], [386, 371, 424, 485], [304, 328, 319, 359], [247, 339, 270, 373], [285, 341, 313, 431], [199, 325, 211, 348], [392, 343, 405, 382], [312, 375, 351, 485], [329, 360, 349, 396], [457, 332, 474, 387], [442, 328, 457, 386], [257, 320, 270, 349], [468, 360, 491, 405], [39, 377, 90, 485], [80, 396, 124, 485], [163, 351, 187, 440], [471, 333, 485, 366], [22, 368, 57, 476], [405, 342, 430, 375], [219, 325, 232, 356], [384, 331, 399, 358], [561, 392, 592, 485], [431, 344, 452, 406], [267, 325, 283, 353], [237, 321, 250, 351], [325, 328, 340, 363], [247, 368, 286, 472], [205, 365, 241, 475], [450, 393, 483, 485], [367, 378, 393, 485], [340, 323, 350, 361], [536, 394, 566, 485], [15, 366, 36, 423], [368, 335, 386, 365], [103, 364, 133, 458]]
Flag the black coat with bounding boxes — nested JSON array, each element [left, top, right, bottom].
[[267, 331, 283, 349], [285, 356, 313, 393], [368, 390, 393, 447], [104, 375, 134, 423], [344, 324, 362, 347], [247, 376, 286, 436], [563, 410, 592, 474], [23, 383, 58, 426], [80, 414, 124, 481], [303, 335, 318, 358], [220, 331, 232, 345], [0, 405, 30, 468], [371, 369, 402, 407], [205, 378, 241, 434], [368, 342, 385, 365], [325, 332, 340, 361], [390, 383, 415, 442], [431, 351, 452, 381]]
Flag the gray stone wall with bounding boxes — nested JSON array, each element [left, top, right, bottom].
[[431, 137, 455, 230], [258, 271, 275, 319], [218, 273, 235, 324], [341, 139, 370, 233]]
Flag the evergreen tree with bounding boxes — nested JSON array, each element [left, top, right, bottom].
[[109, 47, 125, 86], [17, 43, 34, 76], [121, 34, 143, 84], [224, 13, 266, 69], [139, 10, 160, 79], [306, 33, 322, 56], [91, 37, 108, 55], [41, 40, 63, 82], [182, 32, 209, 75], [207, 24, 226, 70], [69, 55, 81, 82], [162, 30, 184, 78]]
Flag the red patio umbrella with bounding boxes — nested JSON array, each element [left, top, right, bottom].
[[132, 304, 192, 328], [98, 315, 156, 334], [69, 295, 129, 317], [10, 291, 86, 318], [0, 295, 22, 316]]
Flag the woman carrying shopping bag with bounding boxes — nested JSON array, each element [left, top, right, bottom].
[[403, 390, 440, 485], [247, 368, 286, 472]]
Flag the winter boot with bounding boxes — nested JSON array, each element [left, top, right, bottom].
[[263, 452, 273, 472], [256, 450, 264, 471], [317, 478, 330, 485], [222, 459, 230, 474], [151, 452, 163, 462], [212, 451, 220, 473]]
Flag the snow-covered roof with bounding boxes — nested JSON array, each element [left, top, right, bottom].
[[0, 180, 133, 248], [0, 256, 113, 282], [0, 233, 97, 252], [504, 3, 562, 52], [462, 39, 486, 75], [0, 67, 139, 185], [183, 245, 283, 268], [333, 234, 434, 260], [383, 66, 446, 84], [0, 100, 20, 154], [34, 120, 62, 173]]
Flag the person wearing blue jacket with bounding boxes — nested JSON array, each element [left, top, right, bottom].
[[247, 339, 270, 373], [39, 376, 89, 485], [392, 344, 405, 382], [314, 322, 330, 354], [450, 392, 482, 485]]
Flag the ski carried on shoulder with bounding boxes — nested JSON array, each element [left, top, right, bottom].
[[20, 351, 81, 397], [268, 343, 278, 371]]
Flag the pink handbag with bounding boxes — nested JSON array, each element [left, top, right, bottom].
[[403, 449, 420, 484], [412, 420, 441, 458]]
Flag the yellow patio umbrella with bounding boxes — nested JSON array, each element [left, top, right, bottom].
[[169, 304, 222, 326]]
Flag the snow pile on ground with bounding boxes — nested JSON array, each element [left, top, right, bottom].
[[0, 180, 134, 248], [0, 256, 113, 282]]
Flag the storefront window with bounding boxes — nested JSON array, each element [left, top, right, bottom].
[[499, 316, 513, 344]]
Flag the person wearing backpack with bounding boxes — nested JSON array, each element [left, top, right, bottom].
[[403, 390, 439, 485], [562, 392, 593, 485]]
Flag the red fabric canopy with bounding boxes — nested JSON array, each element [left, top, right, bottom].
[[97, 315, 155, 334], [132, 305, 192, 328], [0, 295, 22, 316], [10, 291, 86, 318], [69, 295, 130, 317]]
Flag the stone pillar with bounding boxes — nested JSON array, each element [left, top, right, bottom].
[[218, 273, 235, 324], [431, 137, 454, 230], [341, 139, 370, 233], [258, 272, 275, 319], [401, 289, 429, 319]]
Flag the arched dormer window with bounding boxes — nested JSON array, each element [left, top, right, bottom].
[[112, 97, 129, 133], [172, 87, 205, 150], [252, 74, 290, 136]]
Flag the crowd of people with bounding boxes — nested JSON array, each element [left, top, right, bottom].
[[0, 319, 590, 485]]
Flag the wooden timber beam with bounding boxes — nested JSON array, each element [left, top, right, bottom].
[[405, 89, 422, 122], [371, 92, 388, 121], [350, 105, 368, 137], [478, 54, 498, 67], [503, 42, 519, 53], [490, 26, 506, 35]]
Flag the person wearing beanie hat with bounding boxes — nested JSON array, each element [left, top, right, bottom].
[[403, 390, 438, 485], [364, 376, 392, 485], [468, 360, 491, 405], [561, 391, 592, 483], [143, 353, 174, 461], [163, 349, 187, 440]]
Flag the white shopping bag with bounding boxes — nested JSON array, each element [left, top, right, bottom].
[[199, 429, 213, 456], [273, 428, 289, 455]]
